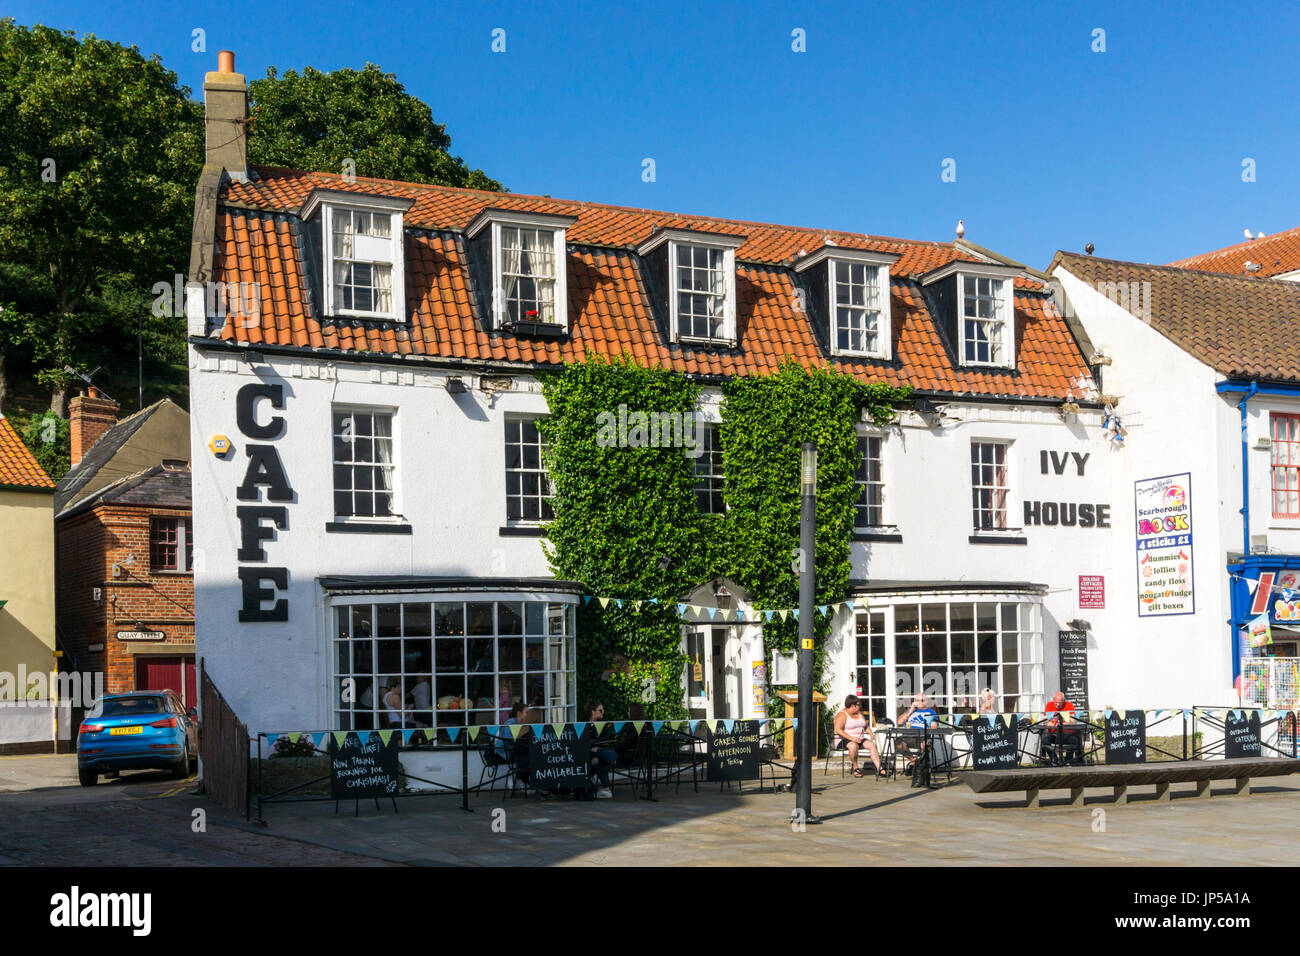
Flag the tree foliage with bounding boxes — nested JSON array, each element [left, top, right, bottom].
[[0, 19, 202, 413], [248, 64, 502, 190]]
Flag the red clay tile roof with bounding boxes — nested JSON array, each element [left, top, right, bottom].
[[1052, 251, 1300, 383], [206, 166, 1096, 400], [1168, 226, 1300, 279], [0, 416, 54, 490]]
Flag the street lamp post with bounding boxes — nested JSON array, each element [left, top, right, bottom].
[[795, 442, 818, 824]]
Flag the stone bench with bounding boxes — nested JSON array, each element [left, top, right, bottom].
[[964, 757, 1300, 808]]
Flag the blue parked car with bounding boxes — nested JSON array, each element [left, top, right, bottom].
[[77, 690, 198, 787]]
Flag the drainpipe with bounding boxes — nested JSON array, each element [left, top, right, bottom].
[[1233, 382, 1259, 687], [1239, 382, 1258, 555]]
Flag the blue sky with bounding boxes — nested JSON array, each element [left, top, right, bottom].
[[9, 0, 1299, 268]]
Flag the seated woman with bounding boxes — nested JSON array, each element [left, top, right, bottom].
[[833, 694, 885, 778], [586, 700, 616, 799]]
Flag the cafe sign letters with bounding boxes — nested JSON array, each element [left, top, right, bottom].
[[233, 382, 293, 623]]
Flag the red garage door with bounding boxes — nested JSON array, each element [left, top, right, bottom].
[[135, 656, 197, 708]]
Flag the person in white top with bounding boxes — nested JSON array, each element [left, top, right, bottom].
[[978, 688, 998, 714], [381, 679, 407, 728], [832, 695, 885, 778]]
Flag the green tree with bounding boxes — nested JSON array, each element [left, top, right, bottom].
[[0, 19, 202, 414], [248, 64, 502, 190]]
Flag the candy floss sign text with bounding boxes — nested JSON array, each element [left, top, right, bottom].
[[1134, 472, 1195, 617]]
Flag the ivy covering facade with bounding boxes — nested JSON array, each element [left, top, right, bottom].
[[539, 356, 911, 720]]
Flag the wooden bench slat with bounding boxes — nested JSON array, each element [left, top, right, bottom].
[[965, 757, 1300, 795]]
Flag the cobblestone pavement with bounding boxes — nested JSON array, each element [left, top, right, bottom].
[[5, 755, 1300, 866], [0, 756, 398, 866]]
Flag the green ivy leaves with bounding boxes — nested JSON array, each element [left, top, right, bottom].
[[539, 354, 910, 721]]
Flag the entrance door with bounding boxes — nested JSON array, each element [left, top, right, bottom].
[[685, 630, 712, 719], [135, 656, 197, 708], [711, 628, 729, 720]]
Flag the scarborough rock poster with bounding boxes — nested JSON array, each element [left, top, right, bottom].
[[1134, 473, 1195, 617]]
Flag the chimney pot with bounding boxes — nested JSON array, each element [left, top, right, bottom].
[[218, 50, 235, 73]]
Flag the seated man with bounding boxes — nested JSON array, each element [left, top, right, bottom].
[[1042, 691, 1084, 765], [896, 693, 939, 776]]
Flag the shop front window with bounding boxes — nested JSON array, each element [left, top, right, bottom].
[[334, 597, 576, 736], [857, 599, 1042, 717]]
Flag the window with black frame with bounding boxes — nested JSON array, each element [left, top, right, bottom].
[[334, 599, 576, 735], [504, 416, 553, 523]]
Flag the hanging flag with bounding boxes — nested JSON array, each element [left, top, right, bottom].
[[614, 599, 624, 608], [332, 731, 349, 748], [791, 609, 800, 621], [722, 719, 735, 733], [737, 610, 745, 621], [764, 610, 775, 622], [582, 595, 593, 605], [677, 603, 689, 616], [444, 727, 459, 743], [599, 597, 611, 609], [706, 607, 718, 620], [613, 721, 627, 733], [816, 604, 828, 616], [572, 721, 587, 738], [778, 610, 789, 622], [652, 721, 665, 735]]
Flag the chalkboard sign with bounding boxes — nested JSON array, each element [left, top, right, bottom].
[[707, 720, 761, 781], [1224, 710, 1263, 759], [330, 731, 402, 800], [528, 724, 594, 790], [971, 715, 1019, 769], [1058, 630, 1090, 712], [1104, 710, 1147, 764]]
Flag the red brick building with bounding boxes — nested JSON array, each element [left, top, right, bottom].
[[56, 394, 197, 707]]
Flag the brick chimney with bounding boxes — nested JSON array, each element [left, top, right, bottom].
[[69, 387, 120, 466], [204, 50, 248, 182]]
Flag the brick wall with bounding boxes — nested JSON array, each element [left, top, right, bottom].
[[56, 504, 195, 697]]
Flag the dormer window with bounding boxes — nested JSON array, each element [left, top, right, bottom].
[[466, 209, 577, 336], [962, 275, 1008, 365], [299, 190, 413, 322], [920, 261, 1020, 370], [638, 228, 744, 346], [794, 247, 897, 359]]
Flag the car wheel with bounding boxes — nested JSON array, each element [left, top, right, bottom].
[[171, 741, 190, 779], [78, 766, 98, 787]]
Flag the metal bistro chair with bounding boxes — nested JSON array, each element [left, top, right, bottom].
[[609, 727, 652, 797], [477, 732, 517, 793]]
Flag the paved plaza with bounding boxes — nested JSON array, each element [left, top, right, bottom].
[[3, 754, 1299, 866]]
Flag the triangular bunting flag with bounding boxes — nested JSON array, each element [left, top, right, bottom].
[[764, 610, 775, 622], [722, 719, 735, 733], [737, 610, 745, 621], [706, 607, 717, 620], [572, 722, 587, 738], [778, 609, 789, 622], [531, 723, 546, 737], [790, 718, 798, 730], [332, 731, 349, 748], [677, 603, 689, 616], [817, 604, 828, 616], [378, 730, 394, 746], [510, 723, 525, 739], [446, 727, 460, 743], [614, 599, 624, 608], [791, 609, 800, 620], [552, 723, 565, 737], [599, 597, 611, 609], [613, 721, 627, 733], [652, 721, 665, 735], [582, 595, 593, 605]]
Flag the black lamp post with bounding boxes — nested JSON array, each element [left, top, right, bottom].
[[795, 442, 818, 824]]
